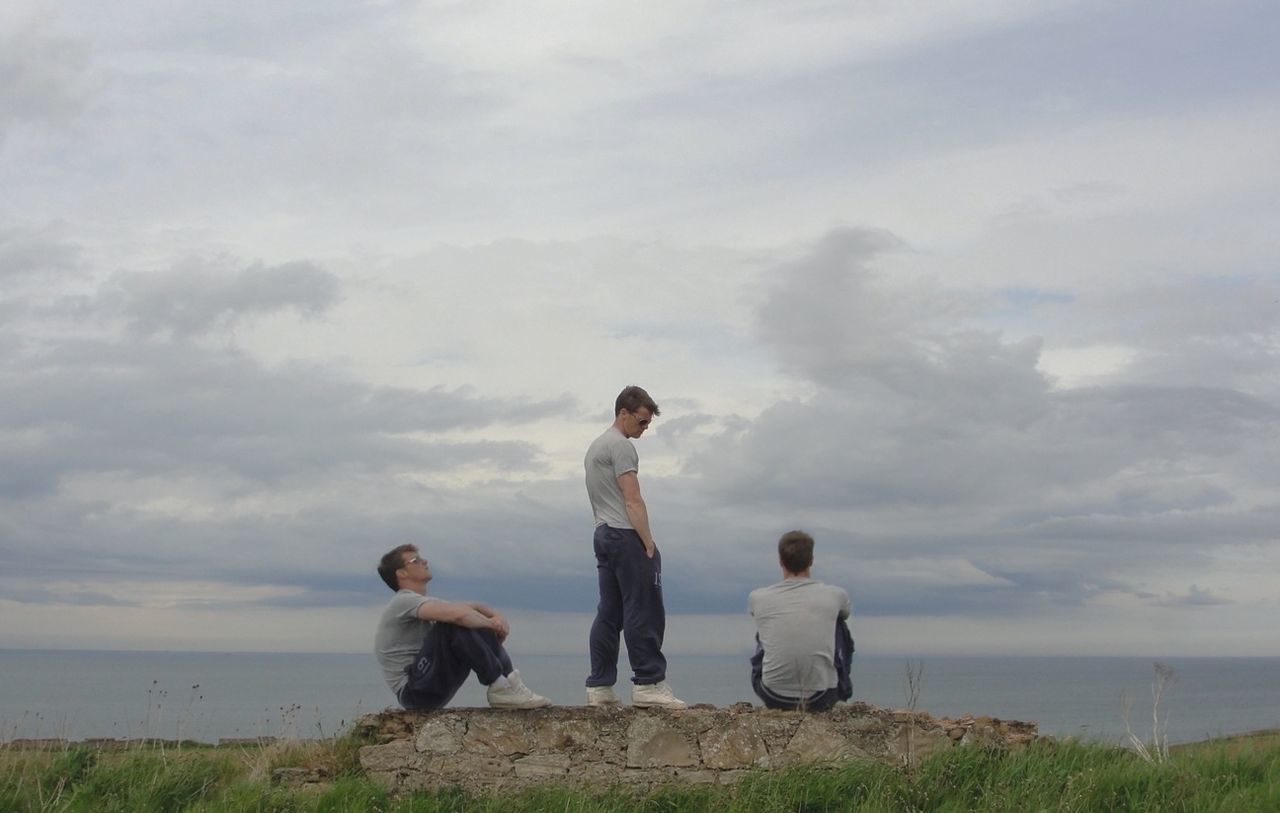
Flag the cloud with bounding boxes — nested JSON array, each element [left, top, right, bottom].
[[2, 2, 1279, 657], [0, 18, 93, 142], [0, 225, 80, 280], [103, 259, 341, 337]]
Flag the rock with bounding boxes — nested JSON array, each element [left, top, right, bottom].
[[351, 702, 1038, 792], [416, 717, 463, 753], [514, 753, 571, 778], [358, 740, 417, 774], [698, 717, 769, 770], [626, 715, 697, 767], [782, 717, 858, 765], [464, 715, 532, 755], [534, 718, 597, 751]]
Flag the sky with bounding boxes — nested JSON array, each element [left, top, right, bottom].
[[2, 0, 1278, 659]]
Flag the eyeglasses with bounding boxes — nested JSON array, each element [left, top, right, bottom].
[[405, 556, 425, 566]]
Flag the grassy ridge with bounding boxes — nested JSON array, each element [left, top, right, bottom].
[[2, 733, 1278, 812]]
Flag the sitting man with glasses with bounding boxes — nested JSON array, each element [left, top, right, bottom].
[[374, 544, 551, 710]]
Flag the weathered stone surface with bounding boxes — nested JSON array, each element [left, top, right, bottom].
[[698, 717, 769, 770], [626, 716, 697, 767], [428, 753, 514, 779], [675, 769, 720, 784], [464, 716, 532, 755], [416, 717, 463, 753], [352, 702, 1039, 793], [514, 753, 571, 778], [781, 717, 861, 765], [534, 718, 598, 751], [359, 740, 417, 773]]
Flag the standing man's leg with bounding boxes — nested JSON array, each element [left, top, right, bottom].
[[587, 524, 623, 688], [400, 624, 514, 710], [613, 527, 666, 685]]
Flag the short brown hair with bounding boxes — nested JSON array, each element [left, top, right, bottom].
[[778, 530, 814, 574], [615, 385, 660, 418], [377, 544, 417, 591]]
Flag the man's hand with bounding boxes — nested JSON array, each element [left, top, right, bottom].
[[489, 613, 510, 643], [644, 543, 656, 559]]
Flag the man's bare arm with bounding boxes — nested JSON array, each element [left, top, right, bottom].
[[464, 601, 509, 640], [617, 471, 656, 558], [416, 600, 508, 641]]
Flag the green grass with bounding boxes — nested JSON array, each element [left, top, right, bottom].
[[3, 734, 1279, 812]]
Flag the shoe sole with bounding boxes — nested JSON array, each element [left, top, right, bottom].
[[489, 700, 552, 709]]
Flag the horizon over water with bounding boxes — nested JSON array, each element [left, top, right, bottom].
[[2, 649, 1276, 746]]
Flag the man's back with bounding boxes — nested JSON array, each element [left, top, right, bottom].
[[584, 426, 637, 528], [374, 590, 439, 695], [749, 579, 850, 696]]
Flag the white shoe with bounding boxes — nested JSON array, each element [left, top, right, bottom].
[[631, 680, 686, 710], [586, 685, 621, 706], [487, 670, 551, 709]]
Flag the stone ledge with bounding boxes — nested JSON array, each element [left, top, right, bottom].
[[354, 701, 1039, 793]]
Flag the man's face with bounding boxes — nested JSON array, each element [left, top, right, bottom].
[[620, 407, 653, 439], [400, 551, 432, 584]]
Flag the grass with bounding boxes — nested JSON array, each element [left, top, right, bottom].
[[2, 732, 1279, 812]]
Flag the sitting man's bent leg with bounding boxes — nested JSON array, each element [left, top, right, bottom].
[[400, 624, 549, 710]]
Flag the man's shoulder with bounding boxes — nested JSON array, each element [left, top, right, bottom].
[[382, 590, 436, 615], [752, 579, 847, 602], [586, 427, 636, 465]]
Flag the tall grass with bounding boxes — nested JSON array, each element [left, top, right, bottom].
[[3, 733, 1278, 812]]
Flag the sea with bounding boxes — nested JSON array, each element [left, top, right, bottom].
[[1, 650, 1276, 746]]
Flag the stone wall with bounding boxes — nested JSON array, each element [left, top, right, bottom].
[[355, 701, 1038, 793]]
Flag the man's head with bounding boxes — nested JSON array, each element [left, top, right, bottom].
[[377, 544, 432, 592], [614, 385, 659, 439], [777, 530, 815, 576]]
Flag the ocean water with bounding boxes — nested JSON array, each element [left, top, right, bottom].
[[1, 650, 1276, 746]]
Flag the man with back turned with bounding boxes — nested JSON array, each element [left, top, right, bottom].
[[583, 385, 686, 709], [749, 530, 854, 711]]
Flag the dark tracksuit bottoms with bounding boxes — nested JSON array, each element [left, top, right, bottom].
[[586, 524, 667, 687], [398, 624, 514, 710]]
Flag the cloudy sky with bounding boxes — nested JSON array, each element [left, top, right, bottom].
[[3, 1, 1278, 659]]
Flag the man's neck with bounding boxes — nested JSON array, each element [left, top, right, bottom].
[[400, 582, 428, 595], [782, 570, 812, 580]]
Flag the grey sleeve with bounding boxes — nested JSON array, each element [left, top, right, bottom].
[[611, 437, 639, 478], [391, 592, 432, 620]]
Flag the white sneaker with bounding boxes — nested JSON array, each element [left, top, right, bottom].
[[631, 680, 686, 710], [586, 685, 621, 706], [487, 670, 551, 709]]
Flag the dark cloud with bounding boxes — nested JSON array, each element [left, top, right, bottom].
[[0, 21, 93, 142], [0, 226, 80, 280], [104, 260, 341, 336]]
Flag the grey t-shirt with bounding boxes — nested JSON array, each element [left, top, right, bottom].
[[374, 590, 442, 696], [749, 578, 851, 696], [584, 426, 638, 528]]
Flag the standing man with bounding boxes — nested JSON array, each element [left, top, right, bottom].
[[374, 544, 551, 710], [749, 530, 854, 711], [583, 385, 686, 709]]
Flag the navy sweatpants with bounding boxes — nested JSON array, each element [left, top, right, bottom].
[[398, 624, 514, 710], [586, 524, 667, 686]]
